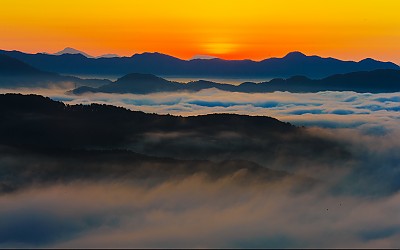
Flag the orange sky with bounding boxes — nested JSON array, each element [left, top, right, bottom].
[[1, 0, 399, 63]]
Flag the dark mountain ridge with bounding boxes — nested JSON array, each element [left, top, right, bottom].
[[1, 49, 398, 79], [97, 73, 184, 93], [2, 52, 399, 93], [0, 54, 111, 88], [0, 93, 352, 193], [0, 93, 348, 163], [73, 69, 400, 94]]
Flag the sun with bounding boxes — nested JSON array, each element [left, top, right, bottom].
[[202, 42, 237, 56]]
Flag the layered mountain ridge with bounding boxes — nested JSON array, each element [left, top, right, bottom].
[[1, 49, 398, 79]]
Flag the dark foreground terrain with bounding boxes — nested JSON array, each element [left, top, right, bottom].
[[0, 94, 352, 192]]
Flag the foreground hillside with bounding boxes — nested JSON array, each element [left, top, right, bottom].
[[0, 94, 352, 191], [0, 94, 347, 163], [0, 93, 344, 193]]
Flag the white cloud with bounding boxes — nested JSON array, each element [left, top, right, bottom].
[[1, 88, 400, 247], [2, 88, 398, 129]]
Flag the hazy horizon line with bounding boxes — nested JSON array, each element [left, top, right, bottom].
[[2, 47, 398, 65]]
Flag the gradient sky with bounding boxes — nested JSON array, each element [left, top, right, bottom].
[[1, 0, 399, 63]]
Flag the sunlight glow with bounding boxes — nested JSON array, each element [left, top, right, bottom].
[[0, 0, 399, 63]]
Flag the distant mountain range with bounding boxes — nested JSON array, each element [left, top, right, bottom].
[[52, 47, 119, 58], [0, 54, 111, 88], [1, 53, 399, 93], [1, 49, 398, 79], [73, 70, 400, 94], [53, 47, 93, 58]]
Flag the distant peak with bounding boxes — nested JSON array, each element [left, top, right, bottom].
[[134, 52, 166, 57], [190, 54, 218, 60], [54, 47, 92, 58], [283, 51, 307, 59], [358, 58, 399, 67], [359, 58, 378, 63], [131, 52, 180, 60]]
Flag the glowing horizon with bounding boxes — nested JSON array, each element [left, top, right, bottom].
[[1, 0, 399, 63]]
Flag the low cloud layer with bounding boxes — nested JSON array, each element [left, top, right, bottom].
[[0, 180, 399, 248], [1, 87, 399, 130], [0, 88, 399, 247]]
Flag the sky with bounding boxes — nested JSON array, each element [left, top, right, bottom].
[[1, 0, 399, 62]]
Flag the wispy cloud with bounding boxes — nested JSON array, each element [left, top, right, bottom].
[[2, 87, 399, 129], [0, 179, 399, 248]]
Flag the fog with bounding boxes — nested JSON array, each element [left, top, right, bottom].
[[1, 87, 398, 129], [0, 178, 399, 248], [0, 87, 399, 247]]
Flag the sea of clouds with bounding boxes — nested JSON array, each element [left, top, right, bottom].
[[0, 87, 399, 247], [3, 87, 399, 128]]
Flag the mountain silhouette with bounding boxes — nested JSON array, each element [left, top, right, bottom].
[[1, 49, 398, 79], [282, 51, 307, 59], [0, 93, 349, 172], [0, 54, 61, 87], [0, 54, 111, 88], [73, 69, 400, 94], [53, 47, 93, 58], [1, 94, 322, 193], [0, 53, 50, 76], [256, 69, 400, 93], [98, 73, 184, 94], [2, 52, 399, 93]]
